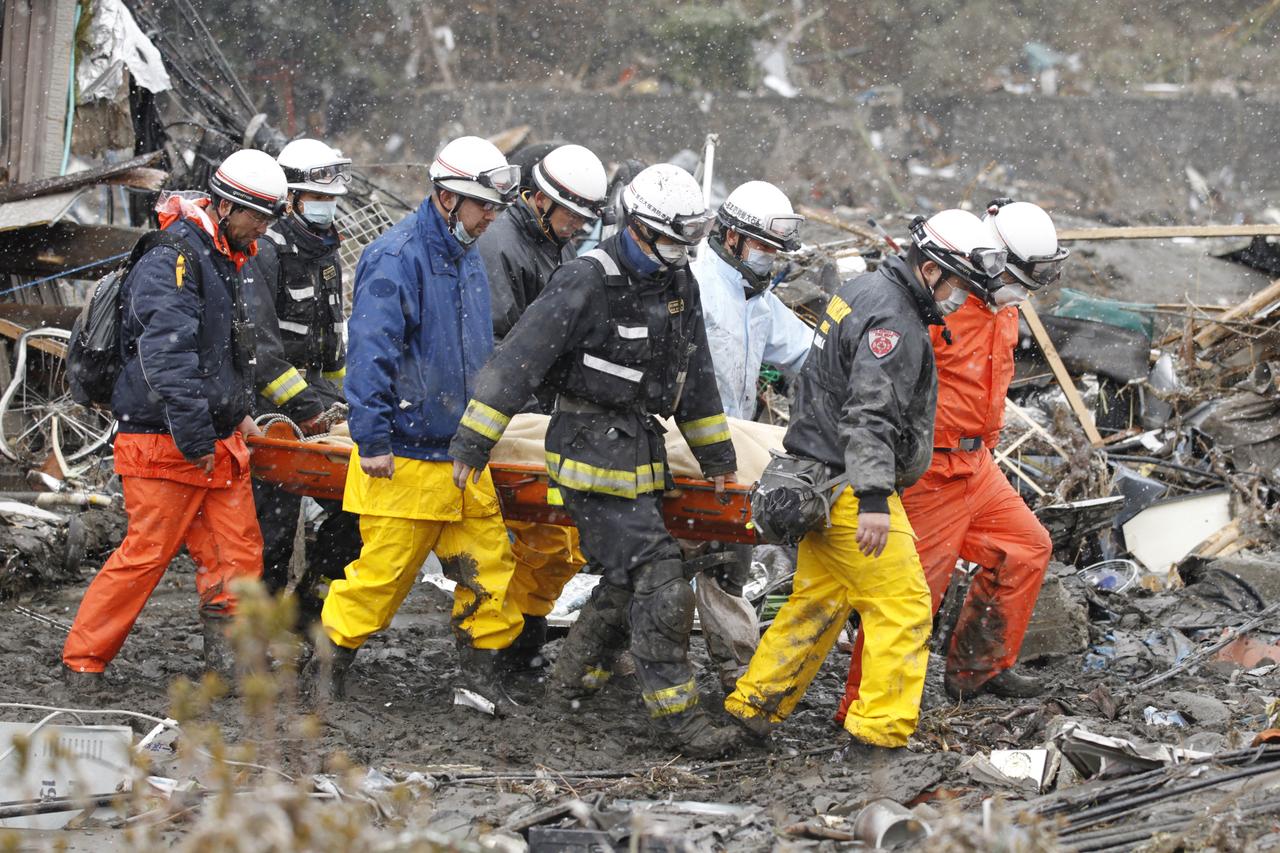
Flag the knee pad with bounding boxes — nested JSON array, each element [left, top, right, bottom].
[[630, 568, 695, 664]]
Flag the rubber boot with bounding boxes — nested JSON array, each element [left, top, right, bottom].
[[201, 614, 236, 681], [549, 581, 632, 696], [983, 667, 1044, 698], [497, 615, 549, 673], [666, 706, 742, 759], [61, 666, 104, 700], [301, 637, 358, 701], [455, 640, 519, 717]]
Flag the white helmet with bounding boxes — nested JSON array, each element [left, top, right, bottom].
[[984, 200, 1069, 290], [277, 138, 351, 196], [909, 208, 1008, 290], [429, 135, 520, 207], [209, 148, 289, 217], [533, 144, 607, 221], [717, 181, 804, 251], [621, 163, 712, 246]]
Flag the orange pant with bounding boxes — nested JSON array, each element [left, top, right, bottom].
[[837, 450, 1051, 720], [63, 434, 263, 672]]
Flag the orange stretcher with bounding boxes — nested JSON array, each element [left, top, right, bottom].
[[247, 423, 757, 544]]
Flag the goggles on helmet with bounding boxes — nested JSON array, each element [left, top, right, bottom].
[[285, 162, 351, 186], [633, 209, 714, 246], [1007, 246, 1069, 290], [909, 216, 1007, 285]]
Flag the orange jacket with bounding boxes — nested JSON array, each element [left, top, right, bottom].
[[113, 431, 252, 489], [930, 293, 1019, 452]]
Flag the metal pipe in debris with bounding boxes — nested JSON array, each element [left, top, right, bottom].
[[0, 491, 115, 509]]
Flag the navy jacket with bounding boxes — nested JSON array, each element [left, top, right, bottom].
[[345, 197, 494, 461], [113, 214, 253, 459]]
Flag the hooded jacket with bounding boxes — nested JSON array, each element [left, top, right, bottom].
[[476, 194, 574, 341], [344, 196, 494, 461], [112, 195, 255, 459], [690, 242, 812, 419], [783, 254, 945, 514]]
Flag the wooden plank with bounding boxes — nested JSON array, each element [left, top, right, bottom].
[[796, 206, 881, 243], [0, 319, 67, 357], [0, 151, 164, 204], [1020, 301, 1105, 447], [1192, 276, 1280, 348], [1057, 224, 1280, 242]]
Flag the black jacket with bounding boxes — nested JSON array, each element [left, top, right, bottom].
[[784, 255, 945, 514], [252, 214, 346, 416], [113, 216, 254, 459], [476, 195, 574, 341], [450, 232, 736, 500]]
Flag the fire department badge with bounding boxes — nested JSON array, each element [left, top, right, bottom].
[[868, 327, 901, 358]]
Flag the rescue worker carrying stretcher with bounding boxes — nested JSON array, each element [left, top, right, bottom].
[[836, 200, 1064, 717], [63, 149, 288, 682], [449, 164, 741, 757], [689, 180, 813, 692], [305, 136, 526, 713], [475, 143, 609, 670], [725, 209, 1008, 750], [248, 138, 360, 612]]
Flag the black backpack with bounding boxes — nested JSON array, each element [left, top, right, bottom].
[[68, 231, 202, 407]]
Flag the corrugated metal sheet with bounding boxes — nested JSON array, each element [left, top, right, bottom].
[[1, 0, 78, 183]]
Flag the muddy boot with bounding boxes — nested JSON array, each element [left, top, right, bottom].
[[201, 614, 237, 681], [667, 708, 742, 759], [498, 615, 549, 673], [300, 637, 358, 701], [61, 666, 104, 699], [726, 708, 773, 745], [549, 580, 632, 696], [455, 641, 519, 717], [983, 667, 1044, 698]]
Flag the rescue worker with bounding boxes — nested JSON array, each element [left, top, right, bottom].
[[306, 136, 525, 711], [836, 201, 1064, 715], [248, 138, 360, 605], [725, 209, 1009, 749], [62, 149, 288, 681], [449, 164, 741, 757], [689, 180, 813, 691], [475, 144, 608, 669]]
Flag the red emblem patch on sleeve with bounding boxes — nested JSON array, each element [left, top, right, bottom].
[[868, 328, 901, 358]]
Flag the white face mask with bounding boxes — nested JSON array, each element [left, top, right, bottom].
[[993, 282, 1029, 308], [300, 199, 338, 230], [744, 247, 775, 277], [655, 241, 688, 265], [935, 284, 969, 316]]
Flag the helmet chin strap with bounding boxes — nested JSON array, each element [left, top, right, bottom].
[[533, 193, 567, 247]]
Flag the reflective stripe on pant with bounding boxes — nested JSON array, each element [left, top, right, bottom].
[[324, 453, 523, 650], [726, 491, 931, 748], [505, 519, 586, 618], [837, 450, 1052, 720], [63, 467, 264, 672]]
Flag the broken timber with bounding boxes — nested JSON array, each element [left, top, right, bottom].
[[1057, 224, 1280, 241], [1020, 301, 1105, 447]]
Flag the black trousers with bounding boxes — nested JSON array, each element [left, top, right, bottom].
[[251, 480, 361, 594]]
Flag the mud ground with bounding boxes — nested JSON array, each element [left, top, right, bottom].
[[3, 551, 1278, 850]]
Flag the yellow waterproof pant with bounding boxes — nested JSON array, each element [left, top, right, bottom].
[[505, 520, 586, 618], [322, 452, 523, 650], [725, 491, 932, 747]]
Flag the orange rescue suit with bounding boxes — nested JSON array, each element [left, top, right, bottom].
[[838, 294, 1052, 717]]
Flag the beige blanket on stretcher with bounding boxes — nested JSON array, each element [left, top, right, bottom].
[[489, 414, 784, 483], [325, 415, 785, 483]]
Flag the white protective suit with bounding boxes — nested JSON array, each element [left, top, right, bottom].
[[690, 245, 814, 420]]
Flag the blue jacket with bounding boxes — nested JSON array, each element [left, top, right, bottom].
[[113, 213, 254, 459], [346, 197, 495, 461]]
